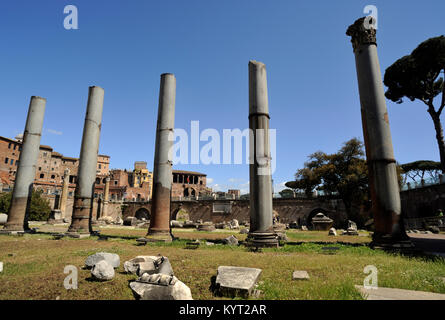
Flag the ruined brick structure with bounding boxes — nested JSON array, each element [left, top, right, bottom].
[[172, 170, 211, 198], [0, 135, 110, 196]]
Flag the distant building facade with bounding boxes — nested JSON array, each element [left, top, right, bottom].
[[0, 135, 212, 202], [172, 170, 211, 197], [228, 189, 241, 199], [0, 135, 110, 196]]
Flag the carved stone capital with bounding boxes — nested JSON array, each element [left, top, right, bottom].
[[346, 17, 377, 51]]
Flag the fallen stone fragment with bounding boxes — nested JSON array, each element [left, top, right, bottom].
[[85, 252, 120, 269], [239, 228, 249, 234], [277, 233, 288, 241], [222, 235, 239, 246], [0, 213, 7, 225], [197, 222, 216, 232], [328, 228, 337, 236], [124, 255, 174, 276], [292, 270, 310, 280], [215, 266, 262, 298], [137, 260, 157, 276], [129, 274, 192, 300], [170, 220, 184, 228], [91, 260, 115, 281], [228, 219, 240, 229]]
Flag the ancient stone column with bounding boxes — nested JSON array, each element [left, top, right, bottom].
[[101, 176, 110, 218], [48, 168, 70, 223], [346, 18, 412, 248], [3, 96, 46, 232], [60, 169, 70, 219], [67, 86, 104, 237], [247, 61, 278, 247], [144, 73, 176, 242], [104, 176, 110, 202]]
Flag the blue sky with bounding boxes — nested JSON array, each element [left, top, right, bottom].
[[0, 1, 444, 194]]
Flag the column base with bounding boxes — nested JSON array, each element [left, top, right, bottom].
[[138, 230, 173, 244], [370, 233, 416, 252], [0, 230, 27, 236], [47, 210, 65, 225], [64, 232, 91, 239], [246, 231, 279, 248], [48, 209, 62, 223]]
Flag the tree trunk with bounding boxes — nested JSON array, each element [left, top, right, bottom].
[[429, 109, 445, 173]]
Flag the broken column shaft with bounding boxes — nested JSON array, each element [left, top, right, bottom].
[[3, 96, 46, 232], [346, 18, 412, 248], [59, 169, 70, 219], [100, 176, 110, 219], [247, 61, 278, 248], [48, 168, 70, 223], [145, 73, 176, 242], [104, 176, 110, 202], [67, 86, 104, 236]]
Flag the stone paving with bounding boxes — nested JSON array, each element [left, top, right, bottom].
[[356, 285, 445, 300]]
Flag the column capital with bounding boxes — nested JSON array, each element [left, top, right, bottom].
[[346, 17, 377, 51]]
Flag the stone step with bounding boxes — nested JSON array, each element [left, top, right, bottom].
[[355, 285, 445, 300]]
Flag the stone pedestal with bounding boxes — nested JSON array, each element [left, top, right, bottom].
[[346, 18, 413, 249]]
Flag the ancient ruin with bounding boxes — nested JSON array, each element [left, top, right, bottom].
[[142, 73, 176, 242], [67, 86, 105, 237], [346, 18, 413, 249], [2, 96, 46, 233], [247, 60, 278, 247]]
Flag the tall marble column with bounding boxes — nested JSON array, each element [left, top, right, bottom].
[[346, 18, 412, 248], [3, 96, 46, 232], [143, 73, 176, 242], [67, 86, 104, 237], [247, 61, 278, 248]]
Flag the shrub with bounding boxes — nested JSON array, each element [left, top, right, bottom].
[[0, 190, 51, 221]]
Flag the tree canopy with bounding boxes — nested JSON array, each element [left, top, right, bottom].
[[286, 138, 369, 225], [400, 160, 441, 183], [0, 189, 51, 221], [384, 36, 445, 171]]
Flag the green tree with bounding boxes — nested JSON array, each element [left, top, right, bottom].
[[278, 189, 294, 198], [0, 189, 51, 221], [0, 192, 11, 213], [286, 138, 369, 225], [401, 160, 442, 183], [384, 36, 445, 172]]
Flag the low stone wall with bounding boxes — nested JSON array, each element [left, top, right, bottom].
[[400, 183, 445, 219], [121, 197, 347, 228]]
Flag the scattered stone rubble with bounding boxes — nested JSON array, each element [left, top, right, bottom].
[[126, 255, 192, 300], [292, 270, 310, 280], [91, 260, 115, 281], [85, 252, 120, 269], [328, 227, 337, 236], [214, 266, 262, 298]]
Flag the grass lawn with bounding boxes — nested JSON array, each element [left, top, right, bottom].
[[0, 224, 444, 300]]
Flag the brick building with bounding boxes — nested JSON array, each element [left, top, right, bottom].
[[1, 135, 212, 202], [172, 170, 212, 197], [0, 135, 110, 195]]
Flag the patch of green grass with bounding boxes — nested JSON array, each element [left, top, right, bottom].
[[0, 227, 444, 300]]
